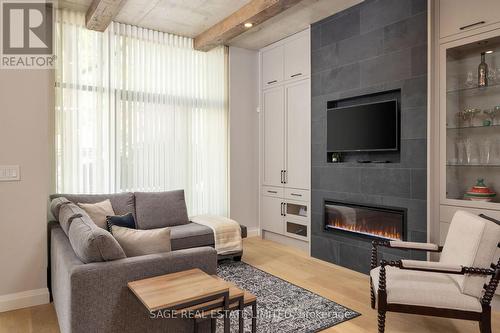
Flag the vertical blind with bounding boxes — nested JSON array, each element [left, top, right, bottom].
[[55, 10, 228, 216]]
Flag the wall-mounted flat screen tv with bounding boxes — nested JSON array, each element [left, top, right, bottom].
[[327, 100, 399, 152]]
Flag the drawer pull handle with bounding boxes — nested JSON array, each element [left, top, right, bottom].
[[267, 190, 278, 194], [267, 80, 277, 84], [460, 21, 485, 30], [291, 193, 302, 197], [291, 73, 302, 78]]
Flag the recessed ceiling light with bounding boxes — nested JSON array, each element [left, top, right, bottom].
[[486, 50, 494, 54], [244, 22, 253, 28]]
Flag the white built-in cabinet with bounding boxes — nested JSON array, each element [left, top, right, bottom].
[[432, 1, 500, 247], [260, 29, 311, 251]]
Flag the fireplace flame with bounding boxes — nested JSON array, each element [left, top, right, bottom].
[[328, 218, 401, 240]]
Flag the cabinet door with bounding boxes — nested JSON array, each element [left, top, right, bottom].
[[262, 45, 283, 87], [261, 195, 284, 234], [440, 0, 500, 38], [285, 79, 310, 190], [284, 32, 310, 80], [263, 87, 285, 187]]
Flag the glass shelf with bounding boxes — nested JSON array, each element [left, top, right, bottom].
[[447, 163, 500, 167], [447, 82, 500, 94], [447, 124, 500, 130]]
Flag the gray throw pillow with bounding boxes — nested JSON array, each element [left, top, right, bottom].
[[68, 213, 126, 263], [134, 190, 189, 229], [110, 225, 171, 257]]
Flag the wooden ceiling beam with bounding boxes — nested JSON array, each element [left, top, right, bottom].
[[86, 0, 125, 32], [194, 0, 304, 52]]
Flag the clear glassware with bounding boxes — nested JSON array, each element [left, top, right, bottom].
[[488, 68, 497, 84], [464, 138, 473, 164], [464, 71, 475, 88], [456, 139, 466, 164], [463, 108, 481, 127], [484, 107, 499, 125], [492, 139, 500, 165], [480, 139, 491, 164]]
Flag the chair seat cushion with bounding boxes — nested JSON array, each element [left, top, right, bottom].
[[169, 222, 214, 251], [370, 266, 482, 312]]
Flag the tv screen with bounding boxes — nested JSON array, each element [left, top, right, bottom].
[[327, 100, 399, 152]]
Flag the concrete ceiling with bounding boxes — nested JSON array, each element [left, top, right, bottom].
[[58, 0, 363, 49], [228, 0, 363, 49]]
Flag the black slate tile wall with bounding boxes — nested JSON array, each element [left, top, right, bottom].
[[310, 0, 428, 274]]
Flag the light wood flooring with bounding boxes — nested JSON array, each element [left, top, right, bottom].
[[1, 236, 499, 333]]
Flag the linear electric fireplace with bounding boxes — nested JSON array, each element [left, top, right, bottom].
[[324, 201, 406, 241]]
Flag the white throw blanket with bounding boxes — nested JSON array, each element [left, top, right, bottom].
[[190, 215, 243, 255]]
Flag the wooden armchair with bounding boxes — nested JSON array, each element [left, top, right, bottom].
[[370, 211, 500, 333]]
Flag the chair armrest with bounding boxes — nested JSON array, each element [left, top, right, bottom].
[[389, 241, 441, 251], [382, 259, 496, 276], [373, 240, 442, 252], [370, 240, 442, 269], [400, 260, 462, 273]]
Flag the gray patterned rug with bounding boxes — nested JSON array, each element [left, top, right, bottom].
[[216, 261, 360, 333]]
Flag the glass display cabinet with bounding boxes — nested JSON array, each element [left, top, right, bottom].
[[441, 33, 500, 208]]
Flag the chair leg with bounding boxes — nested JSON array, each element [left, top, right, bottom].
[[370, 278, 375, 309], [480, 311, 492, 333], [377, 310, 386, 333]]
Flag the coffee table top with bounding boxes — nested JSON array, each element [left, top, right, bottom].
[[128, 268, 230, 312]]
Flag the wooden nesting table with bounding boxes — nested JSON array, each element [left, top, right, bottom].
[[128, 268, 257, 333]]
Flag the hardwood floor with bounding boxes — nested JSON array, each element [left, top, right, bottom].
[[1, 236, 499, 333]]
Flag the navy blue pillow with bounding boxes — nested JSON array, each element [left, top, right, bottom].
[[106, 213, 136, 231]]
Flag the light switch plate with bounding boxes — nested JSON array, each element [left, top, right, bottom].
[[0, 165, 20, 181]]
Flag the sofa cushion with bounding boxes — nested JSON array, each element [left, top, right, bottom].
[[49, 196, 71, 219], [462, 215, 500, 298], [110, 225, 171, 257], [440, 211, 500, 298], [479, 214, 500, 297], [134, 190, 189, 229], [58, 203, 85, 235], [68, 213, 126, 263], [439, 210, 485, 294], [370, 266, 482, 312], [50, 192, 135, 217], [77, 199, 115, 230], [170, 222, 214, 251]]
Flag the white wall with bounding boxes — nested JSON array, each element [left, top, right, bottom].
[[228, 47, 259, 234], [0, 69, 53, 311]]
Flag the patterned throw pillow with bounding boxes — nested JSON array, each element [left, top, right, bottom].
[[106, 213, 136, 231]]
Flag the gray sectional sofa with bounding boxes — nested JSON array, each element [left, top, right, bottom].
[[48, 190, 247, 333]]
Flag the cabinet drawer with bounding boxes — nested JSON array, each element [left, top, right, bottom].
[[439, 0, 500, 39], [262, 186, 283, 198], [440, 204, 500, 223], [284, 31, 310, 81], [284, 220, 308, 240], [284, 188, 309, 201], [261, 45, 283, 87]]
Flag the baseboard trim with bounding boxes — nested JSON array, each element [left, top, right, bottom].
[[0, 288, 49, 313], [246, 227, 260, 237]]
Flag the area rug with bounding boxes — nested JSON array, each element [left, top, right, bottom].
[[216, 261, 360, 333]]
